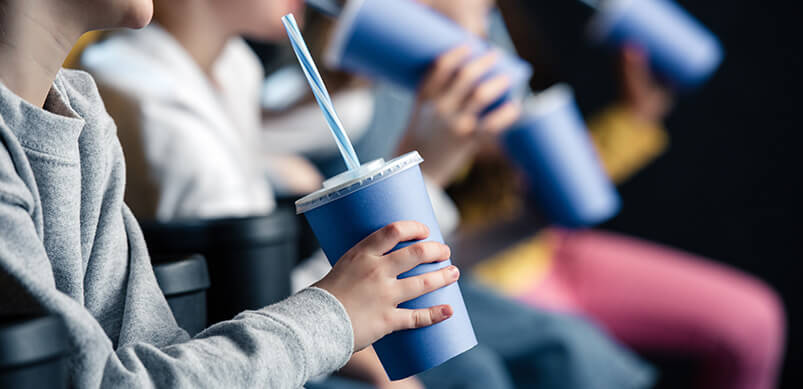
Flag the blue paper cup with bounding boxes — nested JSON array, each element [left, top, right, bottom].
[[325, 0, 532, 111], [588, 0, 723, 89], [296, 152, 477, 380], [502, 84, 621, 227]]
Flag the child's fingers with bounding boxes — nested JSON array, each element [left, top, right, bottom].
[[419, 45, 472, 100], [620, 45, 652, 102], [392, 304, 454, 331], [395, 265, 459, 303], [462, 74, 511, 115], [478, 101, 521, 136], [439, 51, 499, 112], [386, 241, 451, 274], [355, 221, 430, 256]]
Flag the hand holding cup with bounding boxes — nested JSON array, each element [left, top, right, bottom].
[[619, 46, 674, 124], [399, 45, 522, 187], [315, 221, 459, 351]]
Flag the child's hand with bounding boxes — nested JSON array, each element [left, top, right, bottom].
[[314, 221, 459, 351], [619, 45, 674, 124], [397, 45, 521, 188]]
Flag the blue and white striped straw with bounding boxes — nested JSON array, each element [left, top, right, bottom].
[[282, 13, 361, 171]]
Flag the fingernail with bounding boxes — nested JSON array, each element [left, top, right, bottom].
[[440, 306, 453, 317], [449, 266, 460, 279]]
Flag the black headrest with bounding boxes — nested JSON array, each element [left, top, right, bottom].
[[0, 315, 69, 368], [140, 208, 298, 255], [152, 254, 211, 295]]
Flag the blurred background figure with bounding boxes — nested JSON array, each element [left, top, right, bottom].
[[457, 7, 785, 388], [494, 0, 801, 387]]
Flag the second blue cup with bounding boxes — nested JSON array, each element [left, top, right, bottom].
[[502, 84, 621, 227]]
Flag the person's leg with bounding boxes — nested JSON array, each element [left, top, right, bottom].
[[462, 278, 655, 389], [417, 344, 514, 389], [520, 229, 786, 389]]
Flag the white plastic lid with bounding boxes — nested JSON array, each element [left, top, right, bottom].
[[295, 151, 424, 214], [523, 83, 574, 118]]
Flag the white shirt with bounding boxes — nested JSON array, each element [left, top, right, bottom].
[[83, 25, 275, 220]]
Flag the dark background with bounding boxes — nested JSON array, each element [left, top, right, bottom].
[[501, 0, 801, 387]]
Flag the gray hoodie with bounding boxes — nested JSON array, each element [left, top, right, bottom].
[[0, 69, 353, 388]]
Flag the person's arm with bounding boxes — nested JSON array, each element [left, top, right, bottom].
[[1, 136, 459, 389], [0, 180, 352, 387], [396, 46, 521, 189], [587, 46, 673, 184], [0, 199, 458, 387]]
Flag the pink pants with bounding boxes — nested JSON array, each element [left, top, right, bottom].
[[519, 229, 786, 389]]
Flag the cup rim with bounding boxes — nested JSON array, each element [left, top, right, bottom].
[[522, 83, 575, 118], [295, 151, 423, 214], [324, 0, 367, 69]]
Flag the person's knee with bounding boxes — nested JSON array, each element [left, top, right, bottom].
[[718, 280, 785, 371], [521, 315, 655, 389], [745, 283, 785, 359]]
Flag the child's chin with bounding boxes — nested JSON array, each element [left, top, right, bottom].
[[121, 0, 154, 29]]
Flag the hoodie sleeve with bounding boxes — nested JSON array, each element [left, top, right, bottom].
[[1, 128, 353, 389], [0, 201, 353, 388]]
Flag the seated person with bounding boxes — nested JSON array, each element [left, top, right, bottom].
[[0, 0, 461, 387]]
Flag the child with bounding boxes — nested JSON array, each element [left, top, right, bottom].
[[0, 0, 460, 387]]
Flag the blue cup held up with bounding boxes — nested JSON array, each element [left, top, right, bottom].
[[502, 84, 621, 227], [325, 0, 532, 111], [588, 0, 723, 89], [296, 152, 477, 380]]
